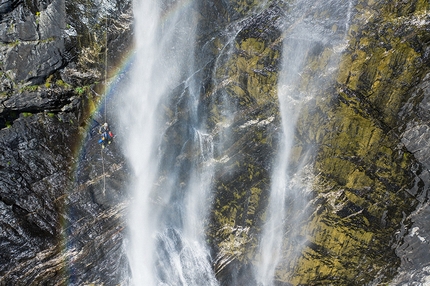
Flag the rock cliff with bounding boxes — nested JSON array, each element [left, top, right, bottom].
[[0, 0, 132, 284], [1, 0, 430, 285], [197, 0, 430, 285]]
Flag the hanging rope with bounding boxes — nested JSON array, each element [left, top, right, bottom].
[[104, 14, 109, 123], [101, 14, 109, 196], [101, 148, 106, 195]]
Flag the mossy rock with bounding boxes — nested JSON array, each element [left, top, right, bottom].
[[271, 0, 430, 284], [204, 0, 430, 285]]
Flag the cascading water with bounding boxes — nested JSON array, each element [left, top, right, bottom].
[[116, 0, 355, 284], [117, 0, 218, 285], [254, 0, 354, 284]]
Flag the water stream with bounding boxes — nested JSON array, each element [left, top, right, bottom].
[[117, 0, 354, 284], [117, 0, 218, 285], [254, 0, 354, 284]]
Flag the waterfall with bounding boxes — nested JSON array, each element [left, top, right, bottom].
[[254, 0, 354, 285], [117, 0, 218, 285]]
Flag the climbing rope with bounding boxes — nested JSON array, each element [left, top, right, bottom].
[[101, 14, 109, 196], [104, 14, 108, 123], [101, 148, 106, 195]]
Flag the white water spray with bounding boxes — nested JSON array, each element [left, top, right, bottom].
[[255, 0, 355, 285], [117, 1, 218, 285]]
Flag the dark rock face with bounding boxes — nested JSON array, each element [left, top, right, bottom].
[[5, 41, 64, 84], [0, 0, 132, 284], [0, 113, 130, 284], [1, 114, 76, 260], [1, 0, 65, 84], [393, 70, 430, 284], [0, 112, 76, 280]]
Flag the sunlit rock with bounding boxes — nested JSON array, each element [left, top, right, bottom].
[[1, 0, 430, 285]]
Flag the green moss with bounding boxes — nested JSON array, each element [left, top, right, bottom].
[[239, 38, 266, 54], [22, 85, 39, 92], [415, 0, 430, 12], [216, 37, 279, 110], [0, 91, 8, 98], [40, 37, 55, 44], [207, 1, 430, 283], [232, 0, 261, 15], [55, 79, 71, 88], [283, 2, 427, 280], [75, 87, 85, 95], [44, 75, 53, 88], [74, 85, 90, 96]]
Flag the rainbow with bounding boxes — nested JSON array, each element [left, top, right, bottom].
[[89, 0, 196, 123], [79, 0, 197, 135], [58, 47, 136, 284], [59, 0, 199, 282]]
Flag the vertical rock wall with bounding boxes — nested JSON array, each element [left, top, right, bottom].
[[292, 1, 430, 284], [1, 0, 430, 284], [0, 0, 133, 284], [197, 0, 430, 285]]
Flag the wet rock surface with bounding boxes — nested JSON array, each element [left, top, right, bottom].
[[0, 98, 130, 285], [0, 0, 132, 284], [0, 112, 76, 275], [1, 0, 430, 285], [197, 0, 430, 285]]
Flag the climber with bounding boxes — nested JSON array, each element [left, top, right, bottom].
[[98, 122, 114, 148]]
